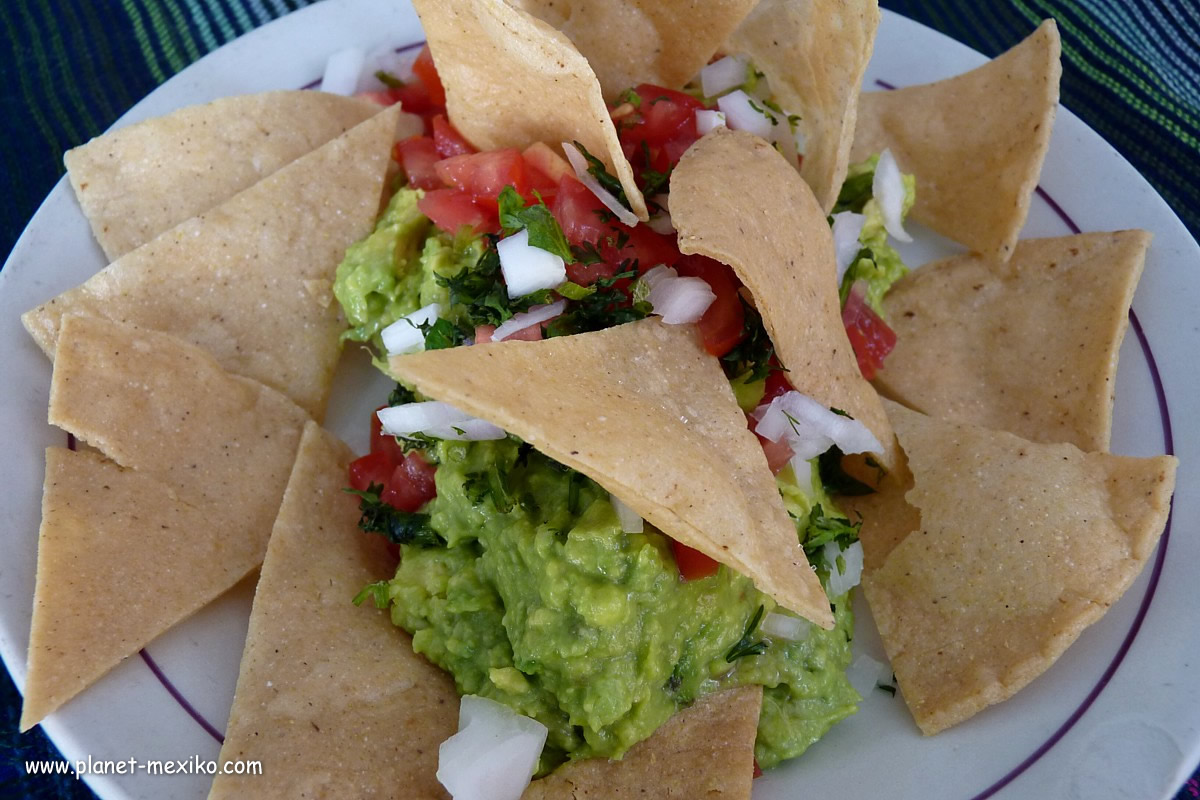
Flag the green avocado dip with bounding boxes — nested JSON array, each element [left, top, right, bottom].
[[363, 436, 861, 773]]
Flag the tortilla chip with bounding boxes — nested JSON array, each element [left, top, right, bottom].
[[412, 0, 648, 220], [65, 91, 382, 260], [210, 422, 456, 800], [727, 0, 880, 212], [874, 231, 1150, 452], [523, 685, 761, 800], [20, 316, 309, 730], [841, 447, 920, 572], [390, 318, 833, 628], [512, 0, 758, 100], [23, 104, 408, 420], [862, 400, 1177, 735], [671, 127, 896, 470], [851, 20, 1061, 260]]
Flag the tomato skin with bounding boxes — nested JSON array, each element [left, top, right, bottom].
[[671, 540, 722, 581], [552, 175, 610, 246], [747, 411, 793, 474], [418, 188, 498, 235], [435, 149, 530, 208], [842, 281, 897, 380], [411, 44, 447, 108], [393, 136, 442, 190], [762, 369, 792, 405], [622, 85, 704, 146], [371, 406, 408, 465], [381, 452, 438, 512], [348, 451, 395, 492], [674, 255, 744, 356], [522, 142, 572, 183], [432, 114, 475, 158]]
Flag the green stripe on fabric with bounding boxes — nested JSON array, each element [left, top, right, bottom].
[[77, 0, 136, 114], [181, 0, 221, 51], [160, 0, 202, 62], [204, 0, 241, 44], [120, 0, 167, 83], [944, 0, 1016, 56], [138, 0, 187, 73], [0, 1, 62, 156], [218, 0, 256, 36], [34, 0, 102, 136], [15, 0, 84, 145]]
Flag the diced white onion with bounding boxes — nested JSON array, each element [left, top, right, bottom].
[[831, 211, 867, 285], [873, 148, 912, 243], [355, 44, 421, 93], [610, 495, 644, 533], [793, 126, 807, 156], [497, 229, 567, 299], [695, 109, 728, 136], [643, 265, 716, 324], [378, 401, 507, 441], [380, 302, 442, 356], [753, 391, 883, 461], [787, 455, 815, 498], [491, 300, 566, 342], [717, 90, 774, 139], [762, 611, 812, 642], [824, 540, 864, 596], [645, 194, 675, 234], [701, 54, 749, 98], [320, 46, 365, 96], [846, 653, 893, 699], [561, 142, 640, 227], [437, 695, 548, 800], [640, 264, 676, 291]]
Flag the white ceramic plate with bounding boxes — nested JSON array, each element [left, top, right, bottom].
[[2, 2, 1196, 798]]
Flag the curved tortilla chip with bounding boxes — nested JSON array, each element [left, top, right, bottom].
[[523, 685, 761, 800], [874, 231, 1149, 452], [65, 91, 381, 260], [412, 0, 647, 220], [851, 20, 1061, 260], [21, 316, 309, 730], [390, 318, 832, 628], [862, 400, 1176, 735], [512, 0, 758, 100], [23, 105, 407, 420], [671, 128, 895, 470], [211, 422, 456, 800], [727, 0, 880, 212]]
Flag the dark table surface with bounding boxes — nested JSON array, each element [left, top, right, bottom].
[[1, 1, 1197, 798]]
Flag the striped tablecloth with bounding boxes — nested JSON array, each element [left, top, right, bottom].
[[1, 1, 1197, 798]]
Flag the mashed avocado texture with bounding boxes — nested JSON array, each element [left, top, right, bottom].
[[379, 438, 859, 772], [835, 154, 917, 315]]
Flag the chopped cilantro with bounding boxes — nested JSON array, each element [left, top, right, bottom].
[[421, 317, 468, 350], [833, 167, 875, 214], [720, 299, 776, 382], [802, 504, 861, 554], [388, 383, 416, 406], [571, 140, 631, 210], [496, 186, 574, 263], [344, 484, 441, 547], [543, 268, 650, 337], [556, 281, 596, 300], [352, 580, 391, 609], [437, 238, 558, 328], [374, 69, 405, 89], [818, 445, 877, 496], [571, 241, 605, 265], [617, 87, 642, 108], [726, 605, 769, 661], [464, 463, 515, 513]]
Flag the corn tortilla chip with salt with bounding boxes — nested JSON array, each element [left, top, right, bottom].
[[210, 422, 456, 800], [390, 318, 833, 628], [727, 0, 880, 212], [66, 91, 381, 260], [862, 400, 1176, 735], [23, 104, 411, 420], [873, 231, 1149, 453], [21, 316, 309, 730], [523, 685, 761, 800], [851, 20, 1061, 260], [671, 127, 896, 470], [512, 0, 758, 100], [412, 0, 648, 220]]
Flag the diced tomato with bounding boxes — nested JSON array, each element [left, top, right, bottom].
[[357, 90, 400, 107], [842, 281, 897, 380], [623, 85, 704, 146], [370, 406, 408, 465], [671, 540, 721, 581], [418, 188, 498, 235], [753, 760, 763, 780], [522, 142, 572, 183], [762, 368, 792, 405], [393, 136, 442, 190], [474, 324, 496, 344], [566, 260, 620, 287], [411, 44, 446, 108], [435, 149, 530, 208], [552, 175, 610, 246], [674, 255, 744, 356], [389, 81, 438, 115], [747, 411, 793, 474], [381, 451, 439, 512], [613, 222, 679, 271], [432, 114, 475, 158], [348, 451, 394, 492]]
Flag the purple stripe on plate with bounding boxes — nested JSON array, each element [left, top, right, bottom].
[[139, 649, 225, 744]]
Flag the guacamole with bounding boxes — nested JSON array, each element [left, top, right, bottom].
[[376, 438, 859, 772]]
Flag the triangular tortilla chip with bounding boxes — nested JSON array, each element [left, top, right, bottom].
[[727, 0, 880, 212], [523, 685, 761, 799], [390, 318, 833, 628], [23, 104, 409, 420], [65, 91, 381, 260], [851, 20, 1061, 260], [20, 316, 309, 730], [874, 231, 1149, 452], [671, 127, 896, 470], [210, 422, 457, 800], [862, 400, 1176, 735], [412, 0, 648, 221], [512, 0, 758, 101]]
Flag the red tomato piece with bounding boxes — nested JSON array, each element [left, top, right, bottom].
[[393, 136, 442, 190], [418, 188, 498, 235], [389, 81, 437, 115], [612, 222, 680, 271], [357, 90, 399, 107], [432, 114, 475, 158], [435, 149, 530, 208], [381, 452, 439, 512], [411, 44, 447, 108], [842, 281, 897, 380], [370, 406, 408, 466], [747, 411, 793, 474], [674, 255, 744, 356], [753, 760, 764, 780], [625, 85, 704, 146], [473, 324, 496, 344], [671, 540, 721, 581], [761, 368, 793, 405], [552, 175, 610, 246], [522, 142, 572, 183], [348, 451, 394, 492]]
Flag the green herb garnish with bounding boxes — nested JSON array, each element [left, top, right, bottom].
[[497, 186, 574, 263], [352, 580, 391, 609], [571, 140, 630, 210], [817, 445, 877, 496], [617, 88, 642, 108], [374, 70, 404, 89], [726, 605, 769, 661], [544, 268, 650, 336], [344, 483, 441, 547], [720, 299, 776, 382], [421, 317, 468, 350]]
